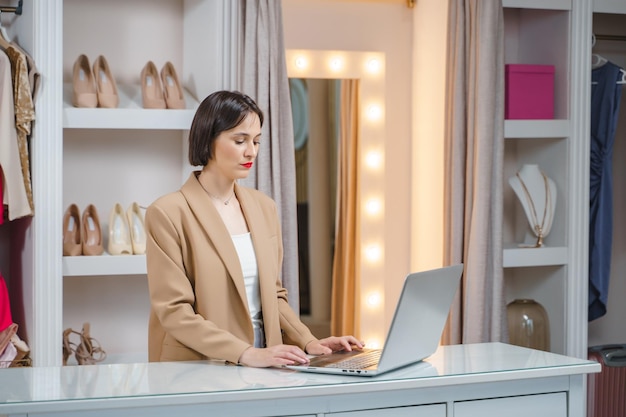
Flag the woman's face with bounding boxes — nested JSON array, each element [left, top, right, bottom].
[[209, 112, 261, 181]]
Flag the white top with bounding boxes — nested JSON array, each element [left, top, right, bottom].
[[232, 233, 263, 347]]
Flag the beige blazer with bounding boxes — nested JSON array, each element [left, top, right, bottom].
[[145, 172, 316, 363]]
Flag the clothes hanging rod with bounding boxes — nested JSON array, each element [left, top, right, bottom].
[[595, 34, 626, 42], [0, 0, 23, 15]]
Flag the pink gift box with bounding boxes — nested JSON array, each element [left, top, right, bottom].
[[505, 64, 555, 120]]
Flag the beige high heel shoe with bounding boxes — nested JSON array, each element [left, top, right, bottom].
[[108, 203, 132, 255], [141, 61, 166, 109], [92, 55, 119, 108], [72, 54, 97, 108], [63, 204, 82, 256], [161, 61, 185, 109], [126, 202, 146, 255], [81, 204, 104, 256]]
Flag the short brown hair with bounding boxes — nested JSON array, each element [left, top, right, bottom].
[[188, 90, 264, 166]]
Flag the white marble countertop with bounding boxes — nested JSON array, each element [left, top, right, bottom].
[[0, 343, 600, 414]]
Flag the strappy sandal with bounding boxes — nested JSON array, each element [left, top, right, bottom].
[[62, 327, 78, 366], [75, 322, 106, 365]]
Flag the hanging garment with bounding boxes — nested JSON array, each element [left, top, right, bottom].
[[0, 273, 12, 332], [0, 337, 17, 368], [589, 61, 623, 322], [8, 41, 40, 101], [5, 44, 35, 214], [0, 49, 31, 220]]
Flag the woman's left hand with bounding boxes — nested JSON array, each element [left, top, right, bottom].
[[305, 336, 365, 355]]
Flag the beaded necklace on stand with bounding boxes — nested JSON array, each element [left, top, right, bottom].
[[515, 171, 551, 248]]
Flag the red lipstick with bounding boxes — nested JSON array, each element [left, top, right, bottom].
[[242, 162, 253, 169]]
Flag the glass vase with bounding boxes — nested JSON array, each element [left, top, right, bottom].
[[507, 298, 550, 352]]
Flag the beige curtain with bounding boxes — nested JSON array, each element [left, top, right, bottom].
[[239, 1, 300, 309], [442, 0, 506, 344], [330, 80, 360, 337]]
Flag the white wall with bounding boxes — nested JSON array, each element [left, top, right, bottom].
[[282, 0, 414, 328], [410, 0, 448, 274]]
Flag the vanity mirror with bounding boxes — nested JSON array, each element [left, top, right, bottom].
[[286, 50, 386, 346]]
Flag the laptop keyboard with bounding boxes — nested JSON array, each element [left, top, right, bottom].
[[326, 350, 382, 369]]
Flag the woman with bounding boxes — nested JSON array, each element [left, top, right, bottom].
[[145, 90, 363, 367]]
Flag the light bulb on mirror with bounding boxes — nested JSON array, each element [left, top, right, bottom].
[[329, 57, 344, 73], [366, 104, 383, 121], [364, 244, 382, 263], [364, 149, 383, 171], [366, 291, 382, 309], [294, 56, 308, 70], [366, 58, 382, 74], [364, 197, 383, 217], [365, 337, 382, 350]]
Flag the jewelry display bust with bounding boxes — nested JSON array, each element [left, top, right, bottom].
[[508, 164, 557, 247]]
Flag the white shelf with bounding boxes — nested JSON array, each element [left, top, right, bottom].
[[593, 0, 626, 13], [503, 0, 572, 10], [63, 254, 147, 276], [63, 83, 198, 130], [503, 245, 568, 268], [504, 119, 570, 138]]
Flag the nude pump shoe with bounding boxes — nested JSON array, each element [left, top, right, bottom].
[[92, 55, 119, 108], [140, 61, 166, 109], [161, 61, 185, 109], [108, 203, 132, 255], [126, 202, 146, 255], [72, 55, 97, 108], [82, 204, 104, 256], [63, 204, 82, 256]]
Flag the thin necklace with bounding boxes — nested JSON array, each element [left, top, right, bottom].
[[207, 190, 235, 205], [198, 175, 235, 205], [516, 171, 550, 247]]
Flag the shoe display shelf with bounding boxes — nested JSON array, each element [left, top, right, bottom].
[[62, 254, 147, 277], [63, 83, 199, 129]]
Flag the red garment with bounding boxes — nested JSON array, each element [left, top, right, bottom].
[[0, 274, 12, 331]]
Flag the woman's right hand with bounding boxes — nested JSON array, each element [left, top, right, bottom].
[[238, 345, 310, 368]]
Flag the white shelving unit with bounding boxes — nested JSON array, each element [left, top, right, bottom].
[[502, 0, 591, 358], [6, 0, 240, 367], [58, 0, 242, 364]]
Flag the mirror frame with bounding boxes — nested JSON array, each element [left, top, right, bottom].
[[286, 49, 386, 346]]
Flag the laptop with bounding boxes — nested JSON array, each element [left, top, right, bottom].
[[286, 264, 463, 376]]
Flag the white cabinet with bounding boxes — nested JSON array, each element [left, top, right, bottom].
[[501, 0, 590, 358], [329, 404, 445, 417], [454, 393, 567, 417]]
